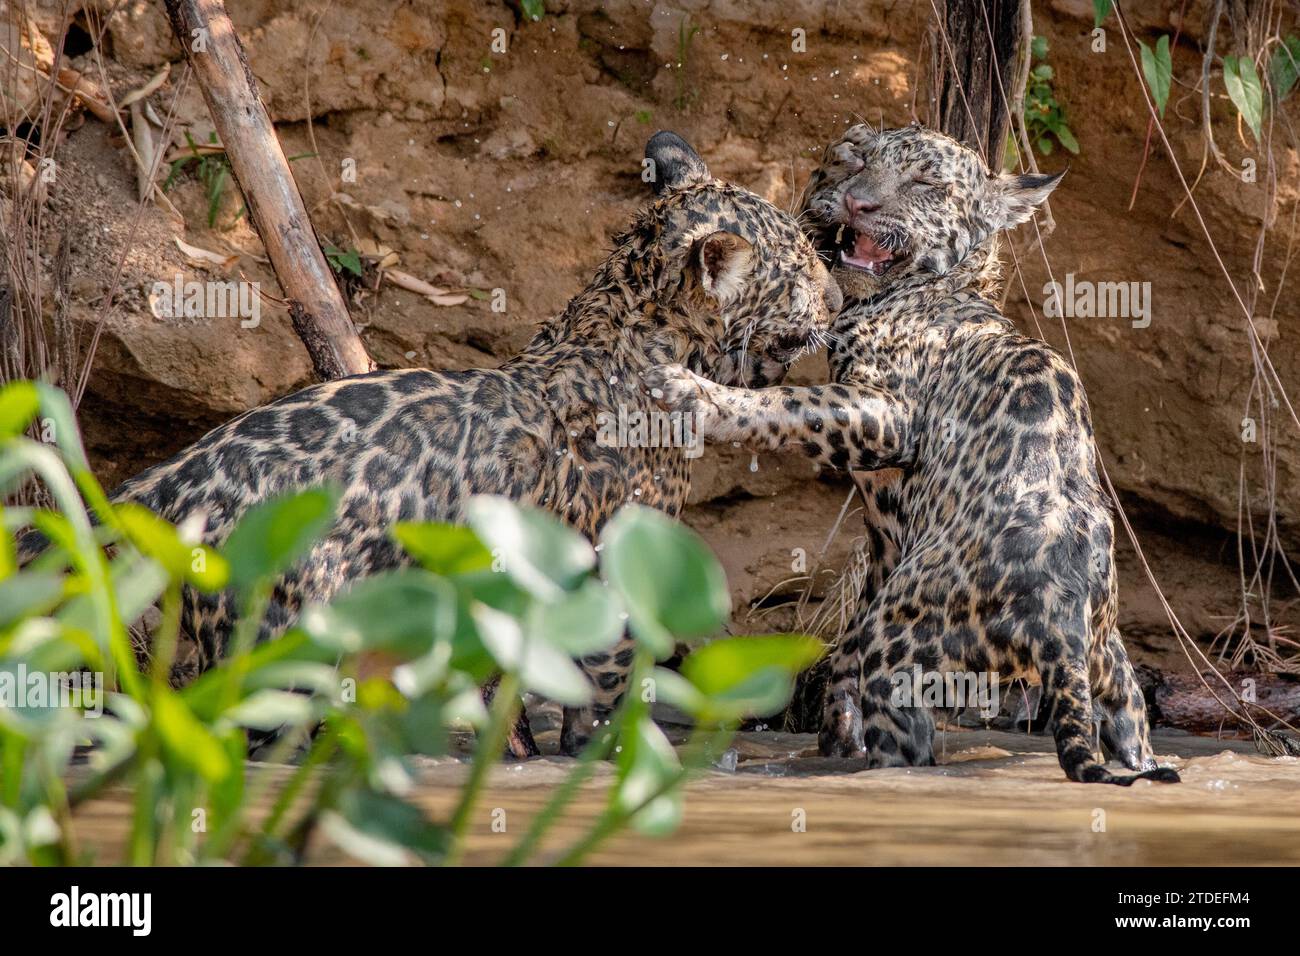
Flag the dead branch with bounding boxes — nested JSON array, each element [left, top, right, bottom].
[[162, 0, 373, 380]]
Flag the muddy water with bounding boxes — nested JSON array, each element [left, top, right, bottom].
[[71, 726, 1300, 866]]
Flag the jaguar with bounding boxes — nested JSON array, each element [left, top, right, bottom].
[[649, 124, 1178, 785]]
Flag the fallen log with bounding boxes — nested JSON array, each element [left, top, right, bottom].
[[1149, 669, 1300, 734], [162, 0, 373, 380]]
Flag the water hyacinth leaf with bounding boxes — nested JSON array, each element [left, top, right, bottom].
[[1224, 55, 1264, 142], [326, 788, 449, 865], [224, 689, 315, 731], [1139, 35, 1172, 118], [601, 505, 729, 658], [470, 601, 591, 705], [527, 578, 624, 656], [153, 688, 232, 783], [223, 486, 340, 592], [115, 503, 229, 591], [464, 496, 594, 600], [183, 629, 335, 721], [682, 634, 824, 718], [0, 572, 64, 628], [615, 716, 682, 836], [34, 383, 89, 472], [298, 569, 456, 658], [392, 522, 493, 576], [646, 666, 708, 718], [0, 381, 39, 438]]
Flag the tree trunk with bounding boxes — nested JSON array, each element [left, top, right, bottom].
[[162, 0, 373, 381], [926, 0, 1025, 170]]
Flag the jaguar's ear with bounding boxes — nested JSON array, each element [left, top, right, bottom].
[[646, 130, 711, 195], [985, 169, 1065, 229], [690, 231, 754, 303]]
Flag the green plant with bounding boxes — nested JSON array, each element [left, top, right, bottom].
[[0, 380, 818, 866], [323, 244, 364, 279], [163, 132, 314, 229], [1224, 54, 1264, 142], [1269, 35, 1300, 101], [1139, 34, 1172, 118], [1023, 36, 1078, 157], [673, 15, 700, 112], [520, 0, 544, 23]]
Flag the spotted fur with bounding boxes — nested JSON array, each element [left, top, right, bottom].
[[103, 132, 839, 755], [651, 125, 1178, 785]]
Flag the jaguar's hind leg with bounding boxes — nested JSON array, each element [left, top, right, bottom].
[[1036, 620, 1178, 785], [1091, 627, 1156, 772]]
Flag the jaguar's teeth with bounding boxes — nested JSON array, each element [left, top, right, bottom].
[[835, 223, 844, 245]]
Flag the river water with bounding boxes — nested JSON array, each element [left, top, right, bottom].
[[71, 724, 1300, 865]]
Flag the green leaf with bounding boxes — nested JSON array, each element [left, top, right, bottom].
[[601, 505, 729, 658], [322, 788, 448, 865], [1055, 125, 1080, 154], [35, 383, 89, 472], [1268, 36, 1300, 101], [1139, 36, 1172, 118], [115, 503, 229, 591], [464, 496, 593, 600], [1031, 35, 1048, 60], [1093, 0, 1112, 27], [469, 601, 592, 705], [0, 572, 64, 628], [0, 382, 39, 438], [526, 578, 624, 656], [392, 522, 492, 576], [614, 715, 682, 836], [224, 689, 315, 731], [1037, 136, 1054, 156], [222, 486, 340, 591], [1224, 55, 1264, 142], [153, 688, 232, 783], [520, 0, 545, 21], [1032, 63, 1053, 81], [298, 569, 456, 658], [682, 634, 824, 719]]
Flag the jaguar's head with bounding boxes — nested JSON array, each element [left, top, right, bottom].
[[802, 124, 1063, 298], [640, 131, 842, 385]]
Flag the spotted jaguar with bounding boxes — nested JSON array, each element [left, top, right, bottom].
[[99, 131, 840, 756], [650, 124, 1178, 785]]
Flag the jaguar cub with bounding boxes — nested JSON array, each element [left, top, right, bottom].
[[102, 132, 840, 756], [652, 124, 1178, 785]]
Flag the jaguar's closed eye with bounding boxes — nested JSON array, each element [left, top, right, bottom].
[[910, 175, 946, 190]]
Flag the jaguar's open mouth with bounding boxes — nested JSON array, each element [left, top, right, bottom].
[[826, 224, 908, 278]]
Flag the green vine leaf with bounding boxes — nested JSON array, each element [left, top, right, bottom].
[[1223, 55, 1264, 143], [1139, 35, 1172, 118], [1269, 35, 1300, 101]]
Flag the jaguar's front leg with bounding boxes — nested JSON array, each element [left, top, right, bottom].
[[645, 364, 914, 471]]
